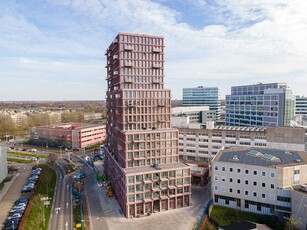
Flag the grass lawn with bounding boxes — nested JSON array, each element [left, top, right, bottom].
[[210, 206, 284, 230], [85, 142, 104, 150], [7, 157, 32, 164], [25, 164, 56, 230], [73, 204, 81, 227], [7, 150, 48, 158]]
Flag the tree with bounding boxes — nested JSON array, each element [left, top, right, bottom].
[[47, 154, 58, 166], [285, 216, 300, 230], [0, 115, 16, 136]]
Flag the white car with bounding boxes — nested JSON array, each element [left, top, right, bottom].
[[30, 149, 37, 152]]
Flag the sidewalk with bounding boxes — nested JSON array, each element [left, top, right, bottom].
[[0, 172, 18, 202]]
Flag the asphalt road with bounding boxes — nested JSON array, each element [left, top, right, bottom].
[[48, 161, 73, 230], [70, 155, 109, 230]]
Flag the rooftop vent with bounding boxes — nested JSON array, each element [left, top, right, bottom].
[[232, 155, 239, 161], [295, 159, 301, 163]]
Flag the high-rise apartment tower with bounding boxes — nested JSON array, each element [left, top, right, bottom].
[[104, 33, 191, 218]]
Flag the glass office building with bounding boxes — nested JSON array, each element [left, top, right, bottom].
[[226, 83, 295, 127], [295, 96, 307, 117], [182, 86, 221, 120]]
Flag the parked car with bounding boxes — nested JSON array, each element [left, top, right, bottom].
[[8, 213, 22, 220], [3, 217, 20, 229], [30, 157, 38, 161], [14, 198, 28, 205], [10, 207, 25, 214], [30, 148, 37, 152], [72, 147, 79, 151]]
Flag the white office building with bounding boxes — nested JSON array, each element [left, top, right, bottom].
[[0, 145, 8, 184], [212, 147, 307, 221], [179, 126, 305, 163], [171, 106, 215, 129]]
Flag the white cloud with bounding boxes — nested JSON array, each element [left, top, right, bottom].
[[0, 0, 307, 100]]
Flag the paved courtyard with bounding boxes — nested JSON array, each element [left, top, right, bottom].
[[0, 163, 33, 226], [88, 161, 212, 230]]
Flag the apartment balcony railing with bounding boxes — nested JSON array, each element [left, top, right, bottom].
[[113, 54, 118, 59], [158, 102, 166, 107], [125, 78, 133, 83], [124, 61, 133, 67], [124, 45, 133, 51], [152, 63, 162, 69], [152, 47, 162, 53], [152, 79, 161, 84]]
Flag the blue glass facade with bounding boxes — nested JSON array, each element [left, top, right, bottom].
[[226, 83, 295, 127], [182, 86, 221, 120]]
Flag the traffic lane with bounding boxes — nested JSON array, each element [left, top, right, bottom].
[[84, 173, 109, 230], [63, 175, 73, 230], [49, 163, 65, 230]]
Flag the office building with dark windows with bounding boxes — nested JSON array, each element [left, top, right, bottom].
[[225, 83, 295, 127], [104, 33, 191, 218]]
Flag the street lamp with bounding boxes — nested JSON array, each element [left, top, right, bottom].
[[45, 140, 48, 152], [59, 146, 63, 159]]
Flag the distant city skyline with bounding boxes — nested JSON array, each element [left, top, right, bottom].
[[1, 1, 307, 101]]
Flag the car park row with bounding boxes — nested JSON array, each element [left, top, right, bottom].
[[2, 167, 42, 230], [22, 168, 42, 193], [2, 198, 29, 230]]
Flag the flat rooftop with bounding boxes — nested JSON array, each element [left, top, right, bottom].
[[124, 162, 190, 175], [214, 147, 307, 167], [179, 125, 266, 132], [37, 123, 104, 130], [292, 185, 307, 195]]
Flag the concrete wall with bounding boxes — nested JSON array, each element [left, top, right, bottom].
[[291, 189, 307, 230], [266, 127, 305, 145], [0, 146, 8, 183]]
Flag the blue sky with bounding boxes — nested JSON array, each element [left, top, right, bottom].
[[1, 0, 307, 101]]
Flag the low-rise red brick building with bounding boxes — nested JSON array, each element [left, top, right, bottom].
[[30, 123, 106, 149]]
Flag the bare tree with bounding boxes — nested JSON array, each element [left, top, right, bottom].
[[47, 154, 58, 166], [285, 216, 300, 230]]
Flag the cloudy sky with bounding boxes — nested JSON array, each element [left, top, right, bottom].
[[1, 0, 307, 101]]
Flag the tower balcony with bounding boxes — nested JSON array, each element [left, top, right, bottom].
[[158, 102, 166, 107], [152, 63, 162, 69], [152, 47, 162, 53], [152, 187, 160, 192], [152, 79, 161, 84], [124, 61, 133, 67], [124, 45, 133, 51], [125, 78, 134, 83], [126, 103, 136, 107]]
